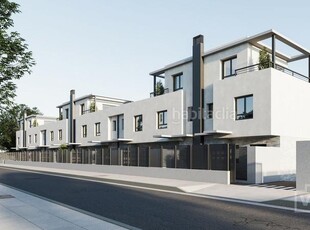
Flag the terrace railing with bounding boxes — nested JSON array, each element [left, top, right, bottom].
[[234, 62, 309, 82]]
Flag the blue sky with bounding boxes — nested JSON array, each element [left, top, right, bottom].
[[12, 0, 310, 116]]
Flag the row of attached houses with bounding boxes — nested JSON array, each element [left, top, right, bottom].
[[16, 29, 310, 184]]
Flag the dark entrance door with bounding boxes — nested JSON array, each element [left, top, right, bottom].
[[236, 146, 247, 181]]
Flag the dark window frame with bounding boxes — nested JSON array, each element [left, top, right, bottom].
[[95, 122, 101, 136], [81, 104, 85, 115], [34, 134, 37, 143], [65, 109, 69, 119], [173, 73, 183, 91], [50, 131, 54, 141], [134, 115, 143, 132], [82, 125, 87, 138], [207, 103, 213, 119], [58, 129, 62, 140], [222, 56, 237, 79], [188, 107, 194, 121], [112, 120, 117, 131], [235, 95, 253, 120], [158, 110, 168, 129]]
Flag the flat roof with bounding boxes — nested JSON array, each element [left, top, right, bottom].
[[150, 29, 310, 76], [56, 94, 132, 108]]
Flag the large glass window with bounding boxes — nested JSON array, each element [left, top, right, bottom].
[[223, 56, 237, 78], [158, 110, 167, 129], [173, 73, 183, 91], [95, 122, 100, 136], [82, 125, 87, 137], [236, 95, 253, 120], [134, 115, 143, 132]]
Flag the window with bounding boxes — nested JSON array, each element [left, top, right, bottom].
[[29, 120, 32, 128], [173, 73, 183, 91], [188, 107, 193, 121], [207, 103, 213, 119], [82, 125, 87, 137], [17, 137, 20, 145], [50, 131, 54, 141], [236, 95, 253, 120], [158, 110, 167, 129], [81, 104, 85, 115], [65, 109, 69, 119], [134, 115, 143, 132], [29, 135, 31, 144], [112, 120, 117, 131], [222, 56, 237, 78], [58, 129, 62, 140], [41, 130, 46, 145], [34, 134, 37, 143], [121, 118, 124, 130], [95, 123, 100, 136]]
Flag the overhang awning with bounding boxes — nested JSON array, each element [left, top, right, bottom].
[[18, 147, 28, 150], [67, 143, 81, 146], [100, 139, 133, 144], [38, 145, 50, 148], [194, 130, 232, 136], [27, 146, 38, 150], [153, 134, 193, 139]]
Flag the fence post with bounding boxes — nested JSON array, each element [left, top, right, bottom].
[[174, 145, 177, 168], [207, 144, 211, 170], [160, 145, 163, 167], [137, 146, 140, 167], [148, 146, 151, 167], [189, 145, 193, 169]]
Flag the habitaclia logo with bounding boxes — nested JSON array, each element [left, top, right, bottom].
[[171, 107, 235, 124]]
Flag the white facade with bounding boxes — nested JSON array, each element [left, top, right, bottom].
[[15, 30, 310, 184]]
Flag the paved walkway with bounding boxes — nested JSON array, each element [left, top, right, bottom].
[[1, 163, 310, 217], [0, 182, 129, 230]]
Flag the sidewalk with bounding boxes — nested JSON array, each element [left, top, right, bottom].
[[0, 181, 129, 230], [1, 163, 310, 213]]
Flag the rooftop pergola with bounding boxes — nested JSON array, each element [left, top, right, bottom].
[[150, 29, 310, 89]]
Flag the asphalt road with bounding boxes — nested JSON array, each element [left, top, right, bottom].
[[0, 167, 309, 230]]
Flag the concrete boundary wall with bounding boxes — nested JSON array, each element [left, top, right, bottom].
[[296, 141, 310, 192], [4, 160, 230, 184]]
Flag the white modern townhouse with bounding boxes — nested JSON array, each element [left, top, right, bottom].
[[15, 29, 310, 184]]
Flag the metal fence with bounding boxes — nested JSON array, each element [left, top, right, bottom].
[[1, 144, 235, 171]]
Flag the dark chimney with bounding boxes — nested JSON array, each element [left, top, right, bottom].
[[69, 89, 75, 143], [192, 35, 204, 145]]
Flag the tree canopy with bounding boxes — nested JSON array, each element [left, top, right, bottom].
[[155, 81, 164, 96], [0, 0, 35, 111], [0, 104, 40, 150]]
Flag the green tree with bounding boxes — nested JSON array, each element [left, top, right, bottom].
[[0, 104, 40, 150], [0, 0, 35, 111], [89, 101, 96, 112], [155, 80, 165, 96], [259, 47, 271, 70]]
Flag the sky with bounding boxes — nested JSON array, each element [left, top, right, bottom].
[[12, 0, 310, 116]]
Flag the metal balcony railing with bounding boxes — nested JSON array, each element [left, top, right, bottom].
[[150, 88, 169, 97], [234, 62, 309, 82]]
